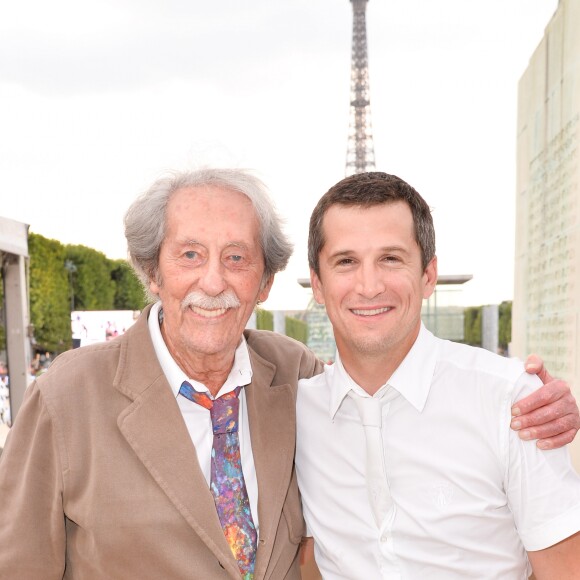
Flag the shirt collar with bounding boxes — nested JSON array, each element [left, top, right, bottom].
[[147, 301, 253, 398], [329, 356, 366, 419], [328, 323, 438, 418]]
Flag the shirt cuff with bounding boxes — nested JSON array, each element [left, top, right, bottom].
[[522, 503, 580, 551]]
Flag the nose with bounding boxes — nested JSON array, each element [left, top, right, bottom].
[[198, 255, 228, 297], [355, 262, 386, 299]]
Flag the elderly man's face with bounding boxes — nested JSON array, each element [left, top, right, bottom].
[[150, 185, 272, 364]]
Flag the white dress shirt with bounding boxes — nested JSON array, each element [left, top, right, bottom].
[[296, 324, 580, 579], [148, 301, 259, 531]]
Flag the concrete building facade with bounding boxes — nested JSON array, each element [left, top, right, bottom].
[[0, 216, 31, 425], [513, 0, 580, 466]]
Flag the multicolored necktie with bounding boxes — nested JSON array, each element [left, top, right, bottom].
[[179, 381, 257, 579]]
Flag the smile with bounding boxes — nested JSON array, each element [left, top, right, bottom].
[[190, 306, 229, 318], [351, 307, 392, 316]]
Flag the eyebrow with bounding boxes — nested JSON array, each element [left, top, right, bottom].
[[327, 250, 353, 261], [328, 245, 410, 260], [178, 239, 251, 251], [225, 242, 250, 250]]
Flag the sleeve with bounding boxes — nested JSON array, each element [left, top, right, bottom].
[[298, 345, 324, 382], [505, 372, 580, 551], [0, 381, 67, 578]]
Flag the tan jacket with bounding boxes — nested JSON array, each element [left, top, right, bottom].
[[0, 306, 322, 579]]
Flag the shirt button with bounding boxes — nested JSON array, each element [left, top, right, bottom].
[[381, 535, 388, 543]]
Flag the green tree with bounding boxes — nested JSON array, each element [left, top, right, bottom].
[[498, 301, 512, 352], [256, 309, 273, 331], [28, 233, 71, 352], [2, 235, 149, 354], [111, 260, 147, 310], [463, 306, 482, 346], [285, 316, 308, 344], [65, 245, 116, 310]]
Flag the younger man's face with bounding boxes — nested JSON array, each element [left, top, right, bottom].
[[310, 200, 437, 365]]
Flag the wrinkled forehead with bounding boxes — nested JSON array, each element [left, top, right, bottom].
[[165, 185, 262, 243], [168, 184, 255, 211]]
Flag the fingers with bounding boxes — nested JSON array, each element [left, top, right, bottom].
[[513, 412, 580, 443], [536, 429, 579, 451], [511, 389, 578, 427], [510, 384, 580, 449], [511, 359, 579, 451], [523, 353, 554, 384], [511, 379, 570, 416]]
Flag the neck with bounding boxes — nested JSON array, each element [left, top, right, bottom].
[[336, 325, 421, 396], [338, 350, 400, 396], [177, 356, 233, 397], [161, 330, 236, 398]]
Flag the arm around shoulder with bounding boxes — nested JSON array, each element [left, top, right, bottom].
[[513, 355, 580, 449], [245, 328, 324, 381]]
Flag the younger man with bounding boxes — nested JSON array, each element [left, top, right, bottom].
[[297, 172, 580, 579]]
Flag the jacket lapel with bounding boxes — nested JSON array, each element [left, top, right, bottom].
[[113, 307, 240, 579], [245, 347, 297, 579]]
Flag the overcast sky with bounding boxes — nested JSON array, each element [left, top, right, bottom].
[[0, 0, 558, 309]]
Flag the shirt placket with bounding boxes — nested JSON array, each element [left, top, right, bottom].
[[377, 391, 401, 579]]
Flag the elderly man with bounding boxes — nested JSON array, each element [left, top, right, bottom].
[[0, 168, 576, 580], [297, 172, 580, 579], [0, 169, 321, 579]]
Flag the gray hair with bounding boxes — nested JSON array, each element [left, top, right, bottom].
[[124, 168, 293, 295]]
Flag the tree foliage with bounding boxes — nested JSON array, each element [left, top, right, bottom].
[[285, 316, 308, 344], [463, 306, 482, 347], [498, 301, 512, 351], [9, 234, 148, 353], [463, 302, 512, 352], [110, 259, 147, 311], [28, 233, 71, 352], [65, 245, 116, 311], [256, 309, 273, 331]]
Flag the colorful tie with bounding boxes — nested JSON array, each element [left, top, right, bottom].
[[179, 381, 257, 579]]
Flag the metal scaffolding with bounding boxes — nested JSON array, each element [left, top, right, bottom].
[[345, 0, 376, 176]]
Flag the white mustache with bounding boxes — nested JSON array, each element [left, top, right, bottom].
[[181, 290, 241, 311]]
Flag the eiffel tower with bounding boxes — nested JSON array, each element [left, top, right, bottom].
[[345, 0, 376, 176], [296, 0, 378, 362]]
